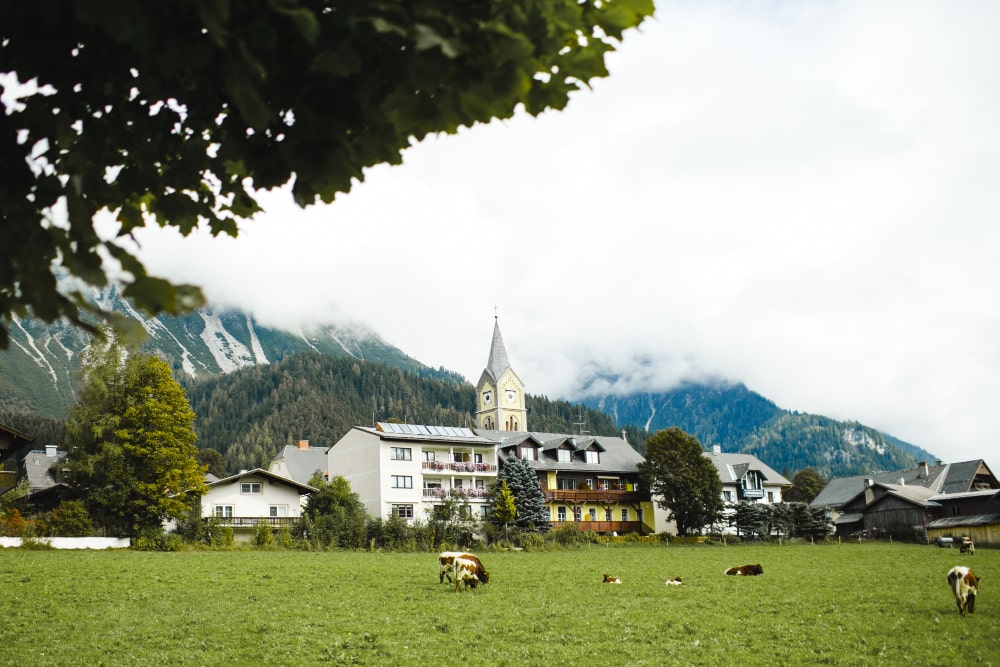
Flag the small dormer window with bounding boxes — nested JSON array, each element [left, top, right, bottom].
[[558, 449, 571, 462], [586, 450, 599, 464], [520, 447, 536, 461]]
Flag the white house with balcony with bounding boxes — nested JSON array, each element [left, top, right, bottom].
[[327, 423, 499, 524], [704, 446, 791, 506], [202, 469, 316, 540]]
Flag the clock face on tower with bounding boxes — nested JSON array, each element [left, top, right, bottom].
[[505, 389, 516, 403], [483, 391, 492, 405]]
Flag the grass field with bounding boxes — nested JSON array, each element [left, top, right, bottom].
[[1, 542, 996, 666]]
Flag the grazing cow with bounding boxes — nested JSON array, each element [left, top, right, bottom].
[[947, 565, 979, 616], [725, 564, 764, 576], [665, 577, 683, 586], [452, 556, 485, 592], [960, 538, 975, 556], [602, 574, 622, 584], [438, 551, 488, 585]]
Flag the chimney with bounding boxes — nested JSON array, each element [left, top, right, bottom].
[[712, 445, 722, 455], [864, 478, 874, 489], [297, 440, 309, 450], [898, 478, 905, 486], [621, 429, 628, 444], [45, 444, 58, 458], [918, 462, 929, 478]]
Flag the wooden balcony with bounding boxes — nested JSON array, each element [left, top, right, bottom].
[[550, 520, 649, 535], [543, 489, 647, 504]]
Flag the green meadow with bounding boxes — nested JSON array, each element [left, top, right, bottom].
[[1, 542, 996, 666]]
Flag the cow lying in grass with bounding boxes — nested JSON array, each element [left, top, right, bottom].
[[602, 574, 622, 584], [665, 577, 683, 586], [438, 551, 488, 585], [947, 565, 979, 616], [725, 564, 763, 576]]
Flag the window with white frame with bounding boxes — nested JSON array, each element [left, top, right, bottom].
[[480, 505, 490, 520], [269, 505, 288, 517], [241, 482, 262, 494], [767, 492, 775, 503], [557, 506, 567, 521], [724, 490, 734, 502], [557, 478, 576, 490], [423, 451, 435, 462], [392, 504, 414, 519], [572, 507, 582, 521], [586, 450, 599, 464], [214, 505, 233, 518], [605, 509, 612, 521], [588, 508, 597, 521], [391, 475, 413, 489], [474, 452, 483, 464], [558, 448, 571, 462], [621, 508, 630, 522], [475, 479, 485, 490], [520, 447, 536, 461], [390, 447, 412, 461]]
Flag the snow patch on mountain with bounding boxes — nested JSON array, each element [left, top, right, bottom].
[[246, 315, 269, 365], [199, 311, 256, 373], [644, 394, 657, 432], [10, 316, 60, 387]]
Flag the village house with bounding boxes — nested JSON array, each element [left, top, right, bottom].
[[268, 439, 329, 485], [810, 459, 1000, 543], [201, 468, 316, 541]]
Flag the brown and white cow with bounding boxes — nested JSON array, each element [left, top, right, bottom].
[[452, 556, 486, 592], [665, 577, 683, 586], [960, 538, 975, 556], [438, 551, 488, 585], [602, 573, 622, 584], [725, 564, 764, 576], [947, 565, 979, 616]]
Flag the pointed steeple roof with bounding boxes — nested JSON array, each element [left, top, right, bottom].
[[486, 318, 511, 381]]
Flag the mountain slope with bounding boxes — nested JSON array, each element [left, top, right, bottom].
[[1, 288, 461, 417], [582, 382, 938, 479]]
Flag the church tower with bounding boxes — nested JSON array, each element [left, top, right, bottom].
[[475, 318, 527, 432]]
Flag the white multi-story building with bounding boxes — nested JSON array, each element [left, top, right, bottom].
[[327, 423, 499, 523], [705, 445, 791, 505]]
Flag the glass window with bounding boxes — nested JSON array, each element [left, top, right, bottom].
[[392, 504, 414, 519], [474, 453, 483, 464], [390, 447, 412, 461], [621, 508, 630, 522], [214, 505, 233, 518], [557, 506, 567, 521], [588, 508, 597, 521], [605, 509, 612, 521], [520, 447, 536, 461], [558, 449, 571, 462], [391, 475, 413, 489], [268, 505, 288, 517], [240, 482, 261, 494], [572, 507, 581, 521], [557, 478, 576, 490], [423, 451, 435, 462]]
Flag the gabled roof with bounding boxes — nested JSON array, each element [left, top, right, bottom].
[[477, 429, 642, 474], [704, 452, 791, 486], [811, 460, 995, 509], [208, 468, 317, 494], [21, 448, 65, 491], [868, 483, 942, 509]]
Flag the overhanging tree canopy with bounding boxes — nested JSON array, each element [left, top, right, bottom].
[[0, 1, 654, 347]]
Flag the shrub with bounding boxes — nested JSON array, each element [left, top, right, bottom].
[[45, 500, 94, 537], [255, 523, 274, 547], [132, 529, 182, 552]]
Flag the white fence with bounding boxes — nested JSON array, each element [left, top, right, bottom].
[[0, 536, 131, 549]]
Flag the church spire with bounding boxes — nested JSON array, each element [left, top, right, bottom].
[[486, 317, 511, 381]]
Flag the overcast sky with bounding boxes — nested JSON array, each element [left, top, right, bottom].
[[131, 1, 1000, 466]]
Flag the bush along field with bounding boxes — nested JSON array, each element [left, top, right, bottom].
[[0, 542, 996, 666]]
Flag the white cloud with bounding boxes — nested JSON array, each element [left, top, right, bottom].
[[133, 0, 1000, 466]]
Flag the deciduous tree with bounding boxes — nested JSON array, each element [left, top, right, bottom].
[[783, 467, 828, 503], [638, 427, 723, 536], [65, 340, 206, 535], [0, 1, 654, 346]]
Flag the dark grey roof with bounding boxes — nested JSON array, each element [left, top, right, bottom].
[[476, 429, 643, 474], [811, 460, 991, 509], [870, 483, 941, 508], [704, 452, 791, 486]]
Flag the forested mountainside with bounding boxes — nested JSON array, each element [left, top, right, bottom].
[[181, 352, 636, 473], [584, 382, 938, 479], [0, 289, 462, 418]]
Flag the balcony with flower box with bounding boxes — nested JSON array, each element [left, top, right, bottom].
[[422, 487, 490, 499], [421, 461, 497, 474]]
